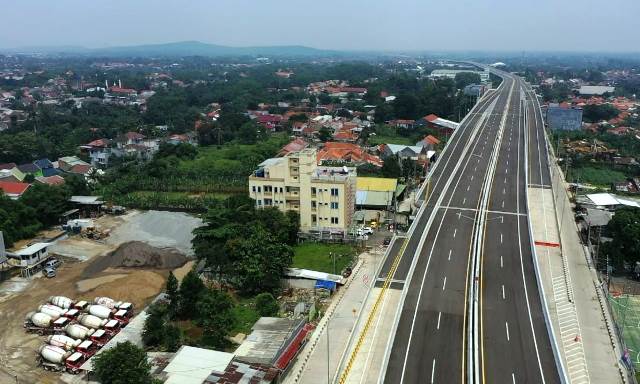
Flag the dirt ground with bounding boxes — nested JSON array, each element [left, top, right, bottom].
[[0, 210, 200, 384]]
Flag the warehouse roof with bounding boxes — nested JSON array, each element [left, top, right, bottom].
[[356, 177, 398, 192], [356, 190, 393, 207], [164, 346, 234, 384]]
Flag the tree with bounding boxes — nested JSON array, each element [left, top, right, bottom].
[[196, 289, 236, 349], [454, 72, 481, 90], [381, 156, 402, 178], [20, 183, 70, 227], [318, 126, 332, 142], [582, 104, 620, 123], [255, 292, 279, 317], [93, 341, 154, 384], [601, 207, 640, 268], [178, 270, 205, 319], [227, 226, 293, 294], [142, 303, 167, 348], [239, 121, 259, 144], [165, 272, 179, 318]]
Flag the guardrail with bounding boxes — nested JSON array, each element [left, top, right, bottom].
[[521, 83, 570, 384]]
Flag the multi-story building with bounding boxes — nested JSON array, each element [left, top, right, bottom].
[[249, 148, 356, 235]]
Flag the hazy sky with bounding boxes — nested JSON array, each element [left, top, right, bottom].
[[1, 0, 638, 52]]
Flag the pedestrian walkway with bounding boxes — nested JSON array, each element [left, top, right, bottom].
[[283, 247, 385, 384]]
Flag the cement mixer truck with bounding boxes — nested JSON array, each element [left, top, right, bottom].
[[65, 323, 94, 340], [24, 312, 71, 335], [46, 335, 81, 351], [38, 304, 66, 320], [77, 314, 107, 329], [89, 328, 111, 347], [38, 345, 86, 374], [48, 296, 73, 309]]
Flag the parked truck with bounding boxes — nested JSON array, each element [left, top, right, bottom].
[[38, 345, 85, 374], [89, 328, 111, 347], [24, 312, 71, 335], [65, 323, 94, 340], [46, 335, 81, 351], [48, 296, 73, 309], [77, 314, 107, 329], [38, 304, 66, 320], [75, 339, 98, 358]]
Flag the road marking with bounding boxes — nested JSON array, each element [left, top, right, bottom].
[[501, 200, 505, 208], [431, 359, 436, 383], [502, 188, 505, 194], [437, 312, 442, 330], [512, 373, 516, 384], [467, 185, 470, 191], [500, 233, 503, 243], [474, 166, 477, 172], [506, 321, 510, 341], [502, 285, 506, 299], [471, 175, 474, 181], [453, 228, 457, 238], [504, 177, 506, 183], [505, 168, 508, 174], [442, 276, 447, 291], [448, 249, 452, 260], [463, 198, 466, 205]]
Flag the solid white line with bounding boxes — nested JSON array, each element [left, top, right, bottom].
[[448, 249, 452, 260], [502, 285, 506, 299], [437, 312, 442, 330], [506, 321, 510, 341], [431, 359, 436, 383]]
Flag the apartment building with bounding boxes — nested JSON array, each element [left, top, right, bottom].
[[249, 148, 356, 234]]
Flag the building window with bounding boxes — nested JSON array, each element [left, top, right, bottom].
[[264, 185, 272, 192], [331, 202, 339, 209], [311, 201, 317, 209], [331, 188, 339, 196], [331, 217, 339, 224], [257, 186, 261, 193], [264, 199, 272, 206], [311, 187, 316, 196], [257, 200, 262, 206], [252, 186, 256, 192], [312, 214, 317, 224]]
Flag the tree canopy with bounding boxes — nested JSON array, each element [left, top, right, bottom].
[[602, 207, 640, 269], [93, 341, 156, 384]]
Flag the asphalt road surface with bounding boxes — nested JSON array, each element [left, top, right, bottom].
[[382, 73, 561, 384]]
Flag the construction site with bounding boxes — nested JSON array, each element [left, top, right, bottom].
[[0, 210, 201, 384]]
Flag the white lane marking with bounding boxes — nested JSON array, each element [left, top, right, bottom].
[[505, 168, 508, 174], [463, 197, 466, 205], [471, 175, 474, 181], [442, 276, 447, 291], [504, 177, 507, 183], [502, 188, 505, 194], [467, 185, 470, 191], [502, 200, 505, 208], [501, 216, 504, 224], [431, 359, 436, 383], [500, 233, 503, 243], [506, 321, 510, 341], [502, 284, 506, 299], [501, 255, 503, 268], [437, 312, 442, 330], [453, 228, 457, 238], [474, 166, 477, 172], [448, 249, 452, 260], [512, 373, 516, 384]]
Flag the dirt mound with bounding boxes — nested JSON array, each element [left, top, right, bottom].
[[82, 241, 189, 278], [82, 270, 166, 308]]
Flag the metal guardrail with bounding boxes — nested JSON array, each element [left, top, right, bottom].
[[521, 83, 570, 384]]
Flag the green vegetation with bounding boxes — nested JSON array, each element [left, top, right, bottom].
[[255, 292, 279, 317], [231, 296, 261, 334], [93, 341, 158, 384], [292, 242, 357, 274], [602, 207, 640, 268], [583, 104, 620, 123], [192, 195, 298, 293], [567, 165, 627, 186]]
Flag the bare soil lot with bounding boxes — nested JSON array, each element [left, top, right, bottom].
[[0, 210, 201, 384]]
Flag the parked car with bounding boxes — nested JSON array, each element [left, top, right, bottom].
[[45, 258, 62, 269], [359, 227, 374, 235], [43, 267, 57, 278], [383, 237, 392, 246]]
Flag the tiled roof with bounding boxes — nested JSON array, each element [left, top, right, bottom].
[[0, 181, 30, 196]]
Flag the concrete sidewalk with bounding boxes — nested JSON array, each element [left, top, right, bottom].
[[549, 158, 627, 383], [284, 247, 385, 384]]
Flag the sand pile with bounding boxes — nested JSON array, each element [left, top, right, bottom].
[[82, 270, 166, 308], [82, 241, 189, 278]]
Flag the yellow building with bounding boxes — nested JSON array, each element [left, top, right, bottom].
[[249, 148, 356, 234]]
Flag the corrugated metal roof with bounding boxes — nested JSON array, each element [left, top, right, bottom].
[[164, 346, 234, 384], [356, 190, 393, 206], [356, 177, 397, 192]]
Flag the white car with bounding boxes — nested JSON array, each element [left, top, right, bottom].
[[360, 227, 374, 235]]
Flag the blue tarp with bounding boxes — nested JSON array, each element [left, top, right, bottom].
[[315, 279, 336, 291]]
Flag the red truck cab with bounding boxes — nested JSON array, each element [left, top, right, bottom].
[[62, 308, 80, 319], [65, 352, 85, 374], [113, 309, 131, 325], [75, 340, 97, 358], [103, 319, 121, 336], [89, 329, 111, 347]]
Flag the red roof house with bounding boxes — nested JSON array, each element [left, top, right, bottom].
[[0, 181, 30, 199]]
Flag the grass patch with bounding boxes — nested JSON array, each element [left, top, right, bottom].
[[567, 165, 627, 187], [230, 296, 260, 335], [292, 242, 357, 274], [368, 134, 414, 146]]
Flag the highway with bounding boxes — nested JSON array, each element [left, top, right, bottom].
[[381, 72, 562, 384]]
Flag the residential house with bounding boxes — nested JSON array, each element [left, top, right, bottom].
[[16, 163, 42, 180], [278, 138, 309, 157], [355, 177, 398, 224], [387, 119, 415, 129], [249, 148, 357, 235], [257, 114, 284, 132], [167, 133, 197, 146], [80, 139, 112, 168], [416, 135, 440, 151], [58, 156, 93, 176], [35, 175, 65, 186], [34, 158, 60, 177], [380, 144, 426, 161], [317, 142, 383, 167], [418, 114, 460, 137], [0, 181, 30, 199]]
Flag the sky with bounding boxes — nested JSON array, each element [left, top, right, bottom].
[[1, 0, 639, 52]]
